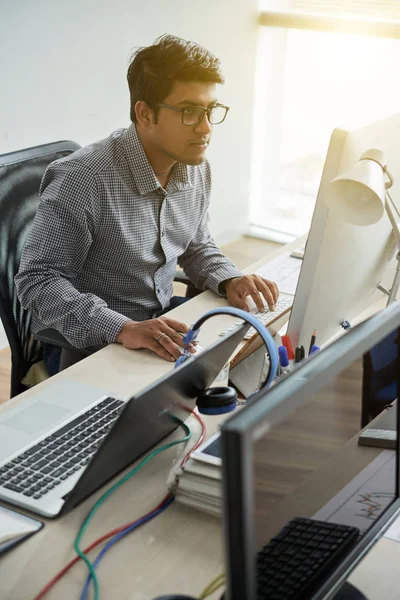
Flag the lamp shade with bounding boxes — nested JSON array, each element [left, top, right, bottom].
[[326, 155, 386, 226]]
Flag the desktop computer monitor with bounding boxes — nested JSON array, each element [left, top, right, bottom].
[[287, 112, 400, 350], [221, 302, 400, 600]]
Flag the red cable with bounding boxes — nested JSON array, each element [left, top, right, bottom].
[[180, 407, 206, 466], [33, 408, 206, 600], [32, 492, 172, 600]]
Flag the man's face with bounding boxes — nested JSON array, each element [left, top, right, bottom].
[[149, 81, 218, 166]]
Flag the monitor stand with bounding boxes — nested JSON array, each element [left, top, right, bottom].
[[152, 582, 368, 600], [333, 582, 368, 600]]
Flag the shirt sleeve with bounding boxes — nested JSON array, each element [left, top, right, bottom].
[[15, 162, 130, 349], [178, 209, 243, 296], [178, 161, 242, 295]]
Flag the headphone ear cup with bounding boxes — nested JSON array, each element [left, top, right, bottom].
[[196, 386, 238, 415]]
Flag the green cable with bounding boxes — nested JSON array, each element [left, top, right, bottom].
[[199, 574, 225, 599], [74, 416, 192, 600]]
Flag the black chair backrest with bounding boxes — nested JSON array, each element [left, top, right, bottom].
[[361, 329, 399, 427], [0, 141, 80, 397]]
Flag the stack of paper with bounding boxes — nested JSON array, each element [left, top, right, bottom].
[[170, 433, 223, 518]]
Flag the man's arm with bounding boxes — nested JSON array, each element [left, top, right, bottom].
[[178, 210, 279, 312], [178, 209, 243, 295], [15, 163, 130, 349]]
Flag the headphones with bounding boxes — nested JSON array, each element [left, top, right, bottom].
[[175, 307, 279, 415]]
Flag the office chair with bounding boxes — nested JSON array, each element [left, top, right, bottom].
[[0, 140, 201, 398], [0, 141, 83, 398], [361, 330, 398, 427]]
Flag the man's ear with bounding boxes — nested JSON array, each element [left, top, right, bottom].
[[135, 101, 156, 128]]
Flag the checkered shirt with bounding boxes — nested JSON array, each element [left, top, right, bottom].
[[15, 124, 242, 349]]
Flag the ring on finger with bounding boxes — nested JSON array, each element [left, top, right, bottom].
[[157, 332, 167, 343]]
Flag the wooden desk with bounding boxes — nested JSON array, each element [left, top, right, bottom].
[[0, 235, 397, 600]]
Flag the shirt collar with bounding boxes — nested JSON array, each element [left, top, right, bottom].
[[121, 123, 194, 195]]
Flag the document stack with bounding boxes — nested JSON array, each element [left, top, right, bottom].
[[169, 433, 223, 517]]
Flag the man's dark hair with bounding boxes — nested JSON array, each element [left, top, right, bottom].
[[127, 34, 224, 123]]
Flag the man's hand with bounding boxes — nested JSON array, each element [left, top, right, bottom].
[[224, 275, 279, 312], [116, 317, 197, 362]]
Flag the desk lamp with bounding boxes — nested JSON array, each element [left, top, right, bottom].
[[325, 149, 400, 305]]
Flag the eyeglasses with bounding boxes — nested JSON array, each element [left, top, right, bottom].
[[156, 103, 230, 126]]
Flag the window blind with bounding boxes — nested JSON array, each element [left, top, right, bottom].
[[291, 1, 400, 20], [260, 1, 400, 38]]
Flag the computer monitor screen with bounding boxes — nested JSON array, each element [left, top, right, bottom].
[[222, 302, 400, 600], [287, 112, 400, 350]]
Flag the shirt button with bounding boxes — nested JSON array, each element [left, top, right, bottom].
[[157, 288, 161, 294]]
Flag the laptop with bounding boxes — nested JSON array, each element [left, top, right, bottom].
[[0, 323, 248, 518]]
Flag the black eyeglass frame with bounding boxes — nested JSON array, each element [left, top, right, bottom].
[[156, 102, 230, 126]]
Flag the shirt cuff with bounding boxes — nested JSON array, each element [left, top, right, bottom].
[[91, 308, 131, 345], [206, 266, 243, 296], [218, 276, 242, 296]]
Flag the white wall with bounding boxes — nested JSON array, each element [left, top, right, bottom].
[[0, 0, 258, 244], [0, 0, 259, 350]]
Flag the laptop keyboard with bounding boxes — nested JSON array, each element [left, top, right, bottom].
[[256, 517, 359, 599], [219, 292, 294, 340], [0, 397, 124, 501]]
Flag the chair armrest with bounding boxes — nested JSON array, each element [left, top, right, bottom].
[[174, 270, 191, 285], [174, 270, 203, 298], [35, 328, 90, 356]]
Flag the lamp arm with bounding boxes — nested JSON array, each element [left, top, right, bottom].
[[384, 168, 394, 189], [384, 196, 400, 250]]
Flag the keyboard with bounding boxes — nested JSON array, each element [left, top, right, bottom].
[[0, 397, 125, 501], [256, 517, 359, 599], [219, 292, 294, 340]]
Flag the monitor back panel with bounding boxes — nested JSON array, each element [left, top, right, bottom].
[[288, 113, 400, 350]]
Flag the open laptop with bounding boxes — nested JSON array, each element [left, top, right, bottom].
[[0, 323, 248, 518]]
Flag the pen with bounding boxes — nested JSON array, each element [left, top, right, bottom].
[[295, 346, 302, 363], [281, 335, 295, 360], [308, 329, 316, 355]]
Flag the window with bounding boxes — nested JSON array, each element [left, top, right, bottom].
[[250, 1, 400, 241]]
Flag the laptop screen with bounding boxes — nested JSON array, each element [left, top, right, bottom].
[[222, 303, 400, 600]]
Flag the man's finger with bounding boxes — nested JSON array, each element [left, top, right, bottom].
[[237, 299, 250, 311], [158, 335, 186, 360], [256, 279, 276, 310], [161, 317, 189, 333], [162, 325, 187, 348], [260, 277, 279, 303], [246, 284, 265, 312], [162, 325, 197, 351], [148, 340, 175, 362]]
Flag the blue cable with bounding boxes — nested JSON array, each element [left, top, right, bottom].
[[80, 495, 175, 600]]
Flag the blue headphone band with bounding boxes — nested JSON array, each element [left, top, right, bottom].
[[179, 307, 279, 390]]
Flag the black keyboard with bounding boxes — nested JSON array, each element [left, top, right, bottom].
[[256, 517, 359, 600], [0, 397, 125, 501]]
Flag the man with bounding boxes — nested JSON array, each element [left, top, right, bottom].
[[15, 34, 278, 374]]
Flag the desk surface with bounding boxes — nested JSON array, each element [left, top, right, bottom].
[[1, 235, 399, 600]]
